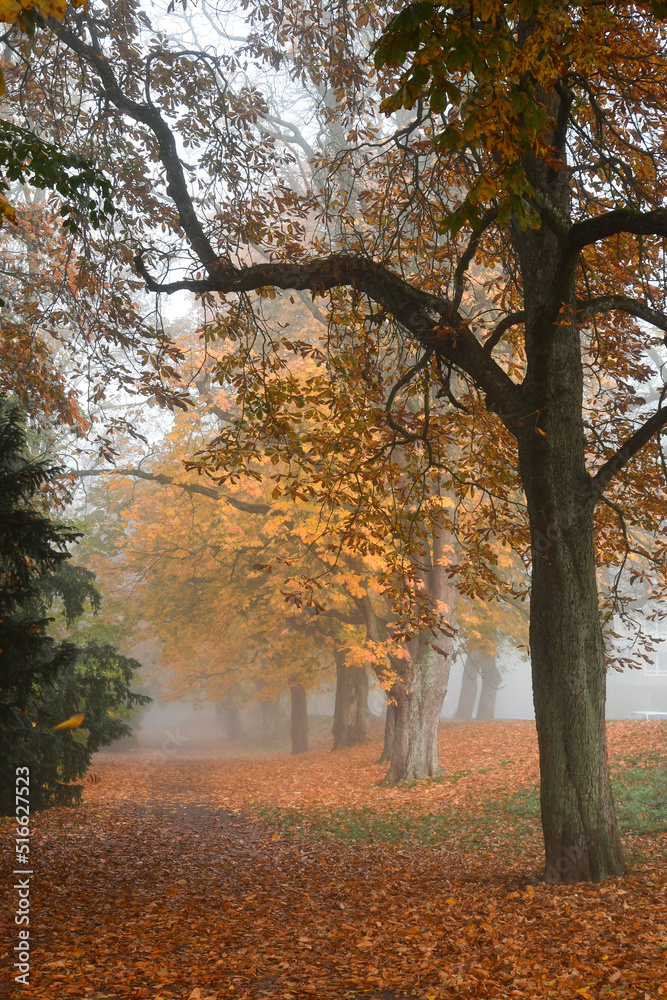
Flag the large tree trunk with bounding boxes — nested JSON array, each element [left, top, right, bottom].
[[476, 654, 502, 720], [290, 684, 308, 755], [514, 142, 625, 881], [381, 640, 451, 784], [455, 655, 479, 718], [381, 529, 459, 785], [332, 649, 368, 750], [527, 494, 624, 882]]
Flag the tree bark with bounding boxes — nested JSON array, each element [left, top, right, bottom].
[[525, 490, 624, 882], [476, 654, 502, 720], [455, 655, 479, 718], [290, 684, 308, 754], [381, 642, 448, 784], [332, 649, 368, 750], [381, 529, 459, 785], [378, 694, 397, 763], [514, 133, 625, 880]]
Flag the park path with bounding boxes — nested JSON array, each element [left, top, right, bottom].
[[5, 758, 462, 1000], [2, 724, 667, 1000]]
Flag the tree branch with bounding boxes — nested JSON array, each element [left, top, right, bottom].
[[385, 350, 432, 442], [569, 207, 667, 252], [588, 404, 667, 499], [452, 208, 498, 311], [50, 17, 231, 279], [557, 208, 667, 291], [576, 295, 667, 333], [135, 251, 522, 427], [75, 467, 270, 514], [54, 18, 521, 428], [259, 113, 316, 160], [484, 311, 526, 353]]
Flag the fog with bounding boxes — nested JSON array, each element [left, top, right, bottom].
[[100, 642, 667, 760]]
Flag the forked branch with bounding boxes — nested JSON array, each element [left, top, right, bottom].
[[53, 15, 522, 428]]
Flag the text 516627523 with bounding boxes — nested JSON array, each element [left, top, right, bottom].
[[13, 766, 32, 986]]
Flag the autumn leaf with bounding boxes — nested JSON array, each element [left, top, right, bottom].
[[9, 720, 666, 1000], [51, 712, 85, 730]]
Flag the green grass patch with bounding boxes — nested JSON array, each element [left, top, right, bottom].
[[253, 797, 541, 853], [253, 752, 667, 850], [611, 752, 667, 834], [253, 802, 463, 846]]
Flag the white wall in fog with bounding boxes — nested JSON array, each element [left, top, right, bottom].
[[439, 646, 667, 721]]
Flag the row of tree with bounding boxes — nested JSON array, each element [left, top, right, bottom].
[[2, 0, 667, 883], [75, 362, 526, 765]]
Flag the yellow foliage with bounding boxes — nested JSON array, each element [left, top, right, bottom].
[[0, 192, 16, 227], [0, 0, 83, 25], [51, 712, 85, 731]]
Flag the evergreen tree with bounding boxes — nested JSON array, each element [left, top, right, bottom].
[[0, 396, 149, 812]]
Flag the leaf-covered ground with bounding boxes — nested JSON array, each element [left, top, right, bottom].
[[2, 720, 667, 1000]]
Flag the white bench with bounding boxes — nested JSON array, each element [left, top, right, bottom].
[[629, 711, 667, 721]]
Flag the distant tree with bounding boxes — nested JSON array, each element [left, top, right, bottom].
[[455, 586, 529, 720]]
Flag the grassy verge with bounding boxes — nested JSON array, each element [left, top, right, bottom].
[[252, 752, 667, 850], [612, 751, 667, 834]]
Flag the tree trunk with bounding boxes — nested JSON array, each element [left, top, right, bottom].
[[219, 703, 245, 741], [527, 495, 624, 882], [381, 529, 459, 784], [514, 163, 625, 881], [476, 654, 502, 720], [290, 684, 308, 754], [455, 655, 479, 718], [378, 694, 397, 763], [260, 699, 280, 743], [381, 641, 450, 784], [332, 650, 368, 750]]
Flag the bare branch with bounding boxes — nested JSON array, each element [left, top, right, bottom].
[[259, 113, 316, 160], [75, 467, 270, 514], [484, 311, 526, 353], [452, 208, 498, 311], [385, 350, 431, 443]]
